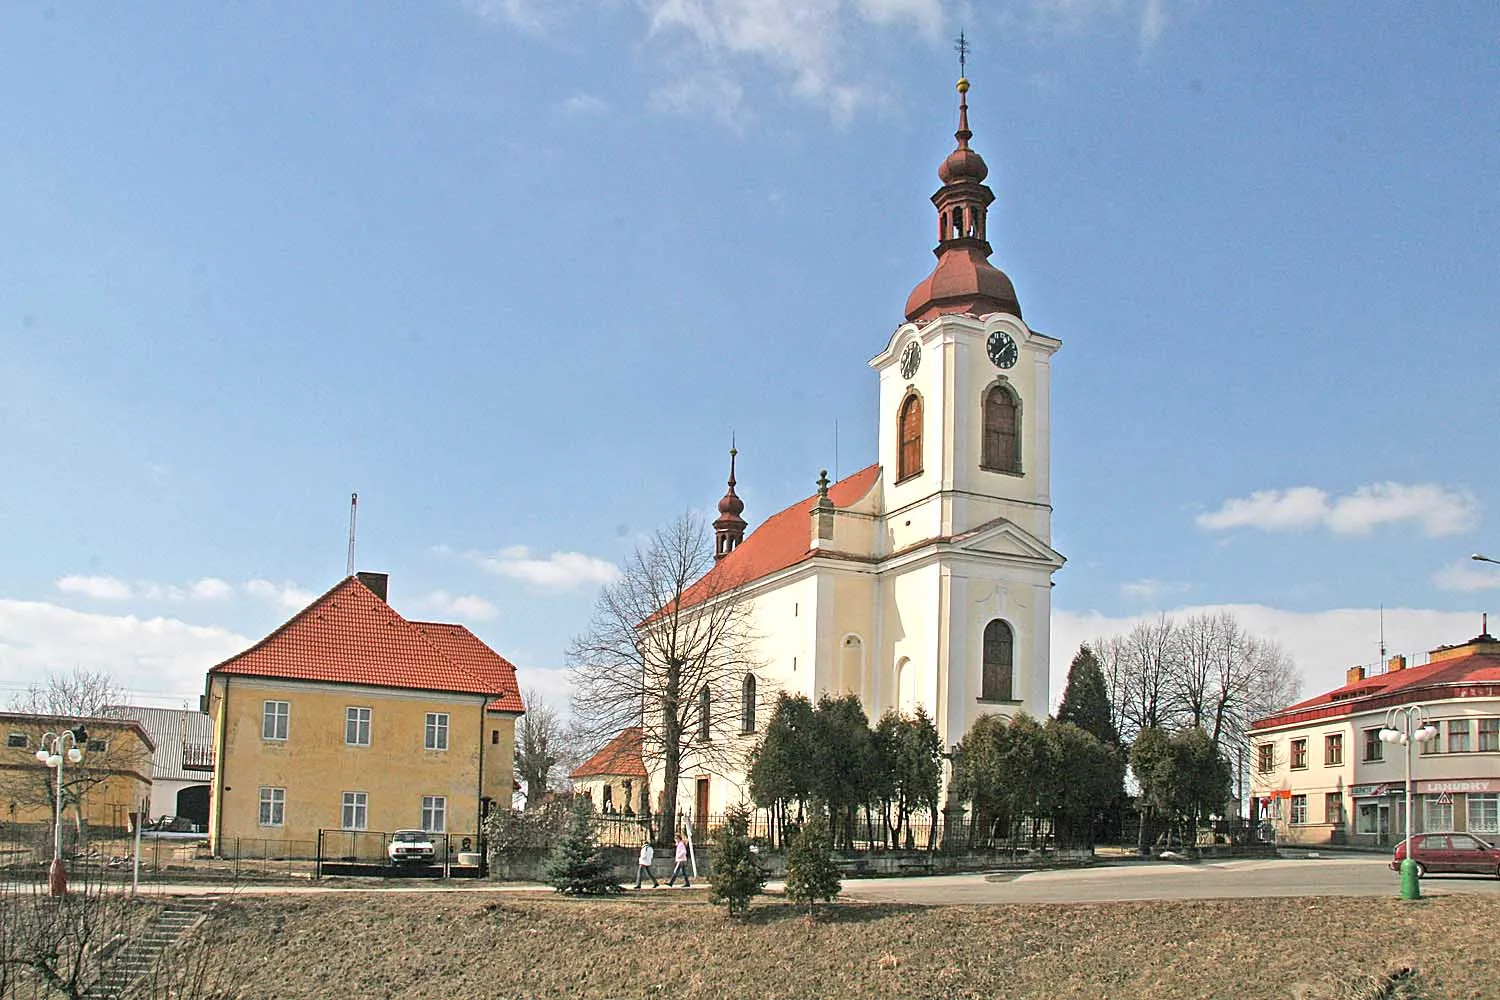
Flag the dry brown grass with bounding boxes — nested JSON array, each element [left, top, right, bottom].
[[197, 891, 1497, 999]]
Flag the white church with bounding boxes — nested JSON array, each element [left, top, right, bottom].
[[647, 73, 1065, 821]]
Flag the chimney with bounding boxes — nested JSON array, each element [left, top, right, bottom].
[[1387, 654, 1406, 672], [1346, 666, 1365, 685], [356, 571, 389, 603]]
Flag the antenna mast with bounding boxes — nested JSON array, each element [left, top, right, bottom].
[[346, 492, 358, 576], [1378, 604, 1386, 667]]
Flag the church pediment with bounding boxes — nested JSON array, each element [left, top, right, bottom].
[[950, 517, 1065, 568]]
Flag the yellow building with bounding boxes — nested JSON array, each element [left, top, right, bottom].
[[204, 572, 524, 853], [1, 713, 155, 833]]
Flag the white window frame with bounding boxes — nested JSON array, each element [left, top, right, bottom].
[[1468, 793, 1499, 834], [421, 795, 446, 833], [6, 732, 27, 749], [258, 787, 286, 827], [262, 700, 290, 741], [345, 707, 372, 747], [1355, 801, 1381, 835], [1290, 794, 1307, 825], [424, 713, 449, 751], [342, 791, 369, 831], [1448, 719, 1472, 753], [1478, 719, 1500, 753]]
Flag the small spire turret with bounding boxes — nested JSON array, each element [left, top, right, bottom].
[[713, 439, 747, 560]]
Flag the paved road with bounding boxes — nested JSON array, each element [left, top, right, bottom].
[[838, 855, 1500, 905]]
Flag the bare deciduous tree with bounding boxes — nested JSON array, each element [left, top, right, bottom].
[[568, 513, 759, 844], [515, 688, 570, 810], [4, 669, 151, 838]]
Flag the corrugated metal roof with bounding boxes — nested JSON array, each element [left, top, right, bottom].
[[112, 706, 214, 781]]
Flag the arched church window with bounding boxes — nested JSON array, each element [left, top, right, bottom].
[[740, 674, 756, 734], [981, 619, 1015, 702], [898, 392, 923, 482], [699, 686, 712, 740], [981, 383, 1020, 473]]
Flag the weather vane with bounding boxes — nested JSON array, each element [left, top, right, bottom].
[[955, 30, 969, 78]]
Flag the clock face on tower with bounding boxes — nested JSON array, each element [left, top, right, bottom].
[[899, 341, 921, 380], [987, 330, 1018, 369]]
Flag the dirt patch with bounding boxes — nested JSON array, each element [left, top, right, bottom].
[[195, 891, 1495, 999]]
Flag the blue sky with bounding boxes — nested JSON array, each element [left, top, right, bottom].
[[2, 1, 1497, 712]]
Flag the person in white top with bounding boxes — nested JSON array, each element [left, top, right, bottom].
[[634, 838, 659, 889], [667, 834, 691, 887]]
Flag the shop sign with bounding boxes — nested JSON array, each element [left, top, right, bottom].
[[1415, 779, 1496, 795], [1349, 784, 1390, 798]]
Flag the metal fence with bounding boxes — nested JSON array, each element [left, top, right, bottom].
[[315, 829, 485, 878], [591, 808, 1093, 854]]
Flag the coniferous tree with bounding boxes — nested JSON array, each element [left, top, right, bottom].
[[783, 811, 841, 915], [1057, 645, 1120, 748], [708, 805, 766, 916], [544, 800, 622, 895]]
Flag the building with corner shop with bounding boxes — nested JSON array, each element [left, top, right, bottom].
[[1249, 624, 1500, 848]]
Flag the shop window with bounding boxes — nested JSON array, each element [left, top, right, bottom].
[[1424, 797, 1454, 832], [1355, 802, 1381, 835], [1469, 794, 1499, 834]]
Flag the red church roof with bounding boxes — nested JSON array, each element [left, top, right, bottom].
[[1252, 637, 1500, 731], [677, 464, 881, 609], [208, 576, 525, 712], [571, 726, 646, 779]]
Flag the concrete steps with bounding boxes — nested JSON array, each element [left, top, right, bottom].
[[83, 895, 218, 999]]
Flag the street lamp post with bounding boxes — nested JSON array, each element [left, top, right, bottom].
[[34, 725, 88, 896], [1471, 553, 1500, 566], [1378, 707, 1438, 900]]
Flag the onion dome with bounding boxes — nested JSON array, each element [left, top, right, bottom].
[[905, 75, 1022, 323], [713, 443, 747, 560]]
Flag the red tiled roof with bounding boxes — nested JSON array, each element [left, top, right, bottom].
[[571, 726, 646, 779], [412, 621, 525, 713], [677, 464, 881, 609], [209, 577, 524, 710], [1251, 643, 1500, 731]]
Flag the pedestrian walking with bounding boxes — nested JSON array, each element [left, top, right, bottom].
[[667, 833, 691, 887], [634, 838, 659, 889]]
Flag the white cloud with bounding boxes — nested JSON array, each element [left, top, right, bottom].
[[561, 93, 608, 115], [416, 590, 499, 621], [56, 575, 133, 600], [1432, 561, 1500, 593], [462, 0, 551, 32], [472, 547, 621, 590], [1029, 0, 1172, 49], [0, 599, 250, 706], [1324, 483, 1479, 538], [1197, 482, 1479, 539], [1051, 604, 1485, 715], [1195, 487, 1330, 533], [1119, 578, 1188, 602], [189, 577, 234, 600], [243, 579, 317, 610]]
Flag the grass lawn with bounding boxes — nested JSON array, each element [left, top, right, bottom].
[[195, 890, 1497, 999]]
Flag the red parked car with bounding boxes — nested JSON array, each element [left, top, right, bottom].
[[1389, 833, 1500, 877]]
